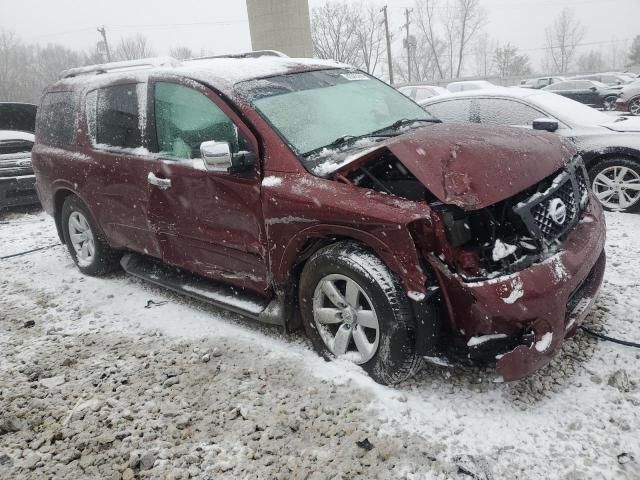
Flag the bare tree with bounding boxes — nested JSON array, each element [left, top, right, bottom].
[[630, 35, 640, 66], [414, 0, 485, 80], [114, 34, 154, 61], [544, 8, 586, 74], [577, 50, 605, 73], [473, 32, 493, 77], [355, 6, 385, 75], [170, 46, 194, 60], [311, 2, 361, 66], [493, 43, 531, 77]]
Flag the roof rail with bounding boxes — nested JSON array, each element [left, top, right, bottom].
[[190, 50, 289, 61], [60, 56, 181, 79]]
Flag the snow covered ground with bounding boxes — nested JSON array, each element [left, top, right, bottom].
[[1, 208, 639, 479]]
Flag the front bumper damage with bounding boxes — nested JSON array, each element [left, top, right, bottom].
[[0, 174, 39, 209], [428, 198, 606, 381]]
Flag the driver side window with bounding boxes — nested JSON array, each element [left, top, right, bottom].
[[153, 82, 249, 160]]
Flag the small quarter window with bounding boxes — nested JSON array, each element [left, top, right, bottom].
[[36, 91, 76, 145]]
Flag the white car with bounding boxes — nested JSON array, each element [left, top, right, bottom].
[[446, 80, 496, 93], [398, 85, 449, 102]]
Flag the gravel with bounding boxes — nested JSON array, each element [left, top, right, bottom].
[[1, 209, 639, 479]]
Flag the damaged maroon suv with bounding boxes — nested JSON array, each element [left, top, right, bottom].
[[32, 55, 606, 384]]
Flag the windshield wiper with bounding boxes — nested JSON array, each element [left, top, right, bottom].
[[372, 117, 441, 135]]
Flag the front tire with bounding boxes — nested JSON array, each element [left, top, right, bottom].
[[603, 96, 617, 111], [630, 98, 640, 116], [589, 158, 640, 213], [299, 241, 422, 385], [61, 195, 121, 275]]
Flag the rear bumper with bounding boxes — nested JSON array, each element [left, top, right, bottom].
[[0, 174, 39, 209], [615, 98, 629, 112], [428, 198, 606, 381]]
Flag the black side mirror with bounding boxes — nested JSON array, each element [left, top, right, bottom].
[[589, 86, 598, 92], [532, 118, 559, 132], [229, 150, 256, 175]]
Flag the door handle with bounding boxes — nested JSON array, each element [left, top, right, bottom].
[[148, 172, 172, 189]]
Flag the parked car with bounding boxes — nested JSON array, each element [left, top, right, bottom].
[[398, 85, 449, 102], [0, 102, 39, 210], [446, 80, 496, 93], [422, 88, 640, 212], [571, 73, 633, 87], [542, 79, 620, 110], [616, 81, 640, 116], [33, 56, 605, 384], [520, 76, 565, 89]]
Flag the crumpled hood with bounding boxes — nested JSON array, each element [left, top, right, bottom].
[[341, 124, 576, 210]]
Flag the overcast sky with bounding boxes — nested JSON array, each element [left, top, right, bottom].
[[1, 0, 638, 69]]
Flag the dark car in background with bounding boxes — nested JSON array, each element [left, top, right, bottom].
[[0, 103, 39, 210], [520, 76, 565, 89], [572, 73, 634, 87], [422, 88, 640, 212], [542, 80, 620, 110], [616, 81, 640, 116]]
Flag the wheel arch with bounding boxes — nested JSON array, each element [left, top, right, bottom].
[[582, 147, 640, 171], [52, 185, 103, 245]]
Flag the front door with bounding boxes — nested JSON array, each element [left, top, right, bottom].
[[145, 79, 269, 294]]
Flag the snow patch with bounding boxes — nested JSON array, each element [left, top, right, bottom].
[[502, 278, 524, 304], [407, 291, 425, 301], [262, 176, 283, 187], [492, 239, 517, 262], [534, 332, 553, 352], [467, 333, 508, 347]]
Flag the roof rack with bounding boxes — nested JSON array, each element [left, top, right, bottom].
[[60, 56, 181, 79], [191, 50, 289, 61]]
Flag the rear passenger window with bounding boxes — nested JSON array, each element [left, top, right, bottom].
[[89, 84, 142, 149], [37, 92, 76, 145], [424, 100, 471, 123]]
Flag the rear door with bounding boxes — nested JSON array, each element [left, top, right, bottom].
[[83, 83, 161, 257], [145, 78, 269, 293]]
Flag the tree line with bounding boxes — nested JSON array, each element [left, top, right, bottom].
[[1, 2, 639, 104], [310, 1, 638, 83]]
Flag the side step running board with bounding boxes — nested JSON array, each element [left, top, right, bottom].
[[120, 253, 284, 326]]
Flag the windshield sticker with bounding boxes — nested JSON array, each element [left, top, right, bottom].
[[340, 73, 370, 81]]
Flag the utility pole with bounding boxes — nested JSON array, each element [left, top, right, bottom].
[[97, 26, 112, 62], [381, 6, 394, 85], [403, 8, 412, 83]]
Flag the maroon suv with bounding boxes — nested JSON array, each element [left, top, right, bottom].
[[32, 55, 606, 384]]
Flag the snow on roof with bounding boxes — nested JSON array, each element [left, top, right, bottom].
[[52, 56, 347, 96], [429, 86, 543, 101]]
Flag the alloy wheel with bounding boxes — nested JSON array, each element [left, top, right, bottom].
[[630, 99, 640, 116], [312, 274, 380, 364], [68, 211, 95, 267], [592, 166, 640, 210], [603, 97, 617, 111]]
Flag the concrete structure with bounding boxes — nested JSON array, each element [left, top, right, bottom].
[[246, 0, 314, 58]]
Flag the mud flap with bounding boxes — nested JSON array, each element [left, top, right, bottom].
[[411, 286, 442, 356]]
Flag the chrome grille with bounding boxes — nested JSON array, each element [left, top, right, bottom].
[[514, 159, 589, 245], [530, 178, 578, 240]]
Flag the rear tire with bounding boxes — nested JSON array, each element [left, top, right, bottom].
[[299, 241, 422, 385], [630, 98, 640, 116], [61, 195, 121, 276], [589, 158, 640, 213]]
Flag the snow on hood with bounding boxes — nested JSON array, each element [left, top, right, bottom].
[[601, 117, 640, 133], [0, 130, 35, 142], [336, 123, 576, 210]]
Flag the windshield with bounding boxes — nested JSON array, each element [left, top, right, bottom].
[[236, 69, 435, 167], [530, 92, 612, 127]]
